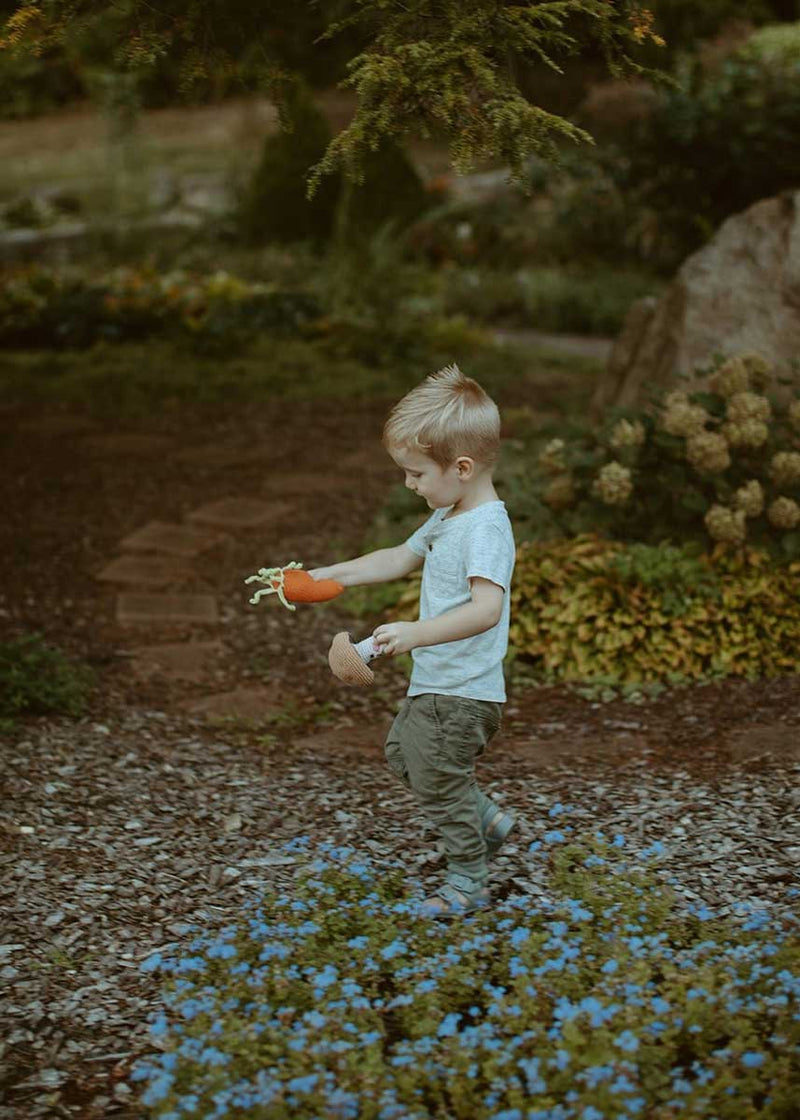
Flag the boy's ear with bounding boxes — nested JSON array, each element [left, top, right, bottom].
[[456, 456, 475, 478]]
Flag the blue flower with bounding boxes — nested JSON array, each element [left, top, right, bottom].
[[288, 1074, 319, 1093], [140, 1073, 174, 1106], [380, 939, 407, 961], [741, 1051, 765, 1068], [206, 942, 237, 959], [614, 1030, 640, 1053], [437, 1013, 461, 1038], [601, 959, 619, 974]]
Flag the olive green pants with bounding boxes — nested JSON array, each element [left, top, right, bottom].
[[383, 693, 503, 886]]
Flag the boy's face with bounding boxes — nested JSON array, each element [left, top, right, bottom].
[[389, 447, 467, 510]]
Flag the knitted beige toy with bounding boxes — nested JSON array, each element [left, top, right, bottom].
[[328, 632, 384, 686]]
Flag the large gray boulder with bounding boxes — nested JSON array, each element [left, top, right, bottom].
[[592, 189, 800, 415]]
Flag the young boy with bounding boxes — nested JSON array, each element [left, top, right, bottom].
[[309, 364, 516, 918]]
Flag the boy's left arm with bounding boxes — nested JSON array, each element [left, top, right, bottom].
[[373, 577, 503, 657]]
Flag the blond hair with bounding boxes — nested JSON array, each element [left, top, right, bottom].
[[382, 364, 501, 468]]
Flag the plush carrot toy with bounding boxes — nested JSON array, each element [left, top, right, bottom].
[[245, 562, 344, 612]]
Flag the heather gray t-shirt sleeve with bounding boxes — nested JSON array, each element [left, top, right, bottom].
[[463, 520, 515, 592]]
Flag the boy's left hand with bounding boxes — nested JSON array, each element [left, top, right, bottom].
[[373, 622, 419, 657]]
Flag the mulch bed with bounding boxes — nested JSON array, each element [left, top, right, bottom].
[[1, 397, 798, 1119]]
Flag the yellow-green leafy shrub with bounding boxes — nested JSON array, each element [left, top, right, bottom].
[[508, 536, 799, 684], [390, 535, 800, 685]]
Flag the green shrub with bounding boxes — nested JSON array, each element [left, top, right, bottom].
[[131, 834, 799, 1118], [345, 142, 430, 244], [0, 633, 94, 724], [0, 49, 84, 119], [238, 79, 341, 248], [611, 20, 800, 265], [440, 264, 661, 335], [536, 352, 800, 560], [0, 265, 322, 351]]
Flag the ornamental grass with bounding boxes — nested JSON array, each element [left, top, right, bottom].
[[132, 827, 798, 1119]]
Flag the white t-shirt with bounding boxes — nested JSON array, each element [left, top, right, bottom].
[[404, 499, 516, 702]]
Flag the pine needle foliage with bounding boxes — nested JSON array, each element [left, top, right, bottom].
[[1, 2, 670, 193]]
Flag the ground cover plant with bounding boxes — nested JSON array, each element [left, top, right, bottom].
[[0, 631, 95, 731], [132, 824, 799, 1119]]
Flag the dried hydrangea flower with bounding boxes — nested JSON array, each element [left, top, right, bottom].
[[767, 496, 800, 530], [609, 418, 646, 451], [709, 356, 750, 398], [661, 395, 709, 438], [591, 461, 633, 505], [705, 504, 747, 544], [770, 451, 800, 488], [740, 351, 772, 390], [726, 391, 772, 424], [538, 438, 567, 476], [542, 473, 577, 509], [721, 419, 769, 449], [686, 430, 731, 474], [733, 480, 764, 518]]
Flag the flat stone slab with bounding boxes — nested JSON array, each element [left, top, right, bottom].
[[723, 724, 800, 760], [17, 416, 97, 437], [119, 520, 229, 558], [96, 555, 195, 587], [186, 497, 290, 531], [293, 725, 384, 757], [181, 685, 283, 721], [268, 470, 349, 495], [173, 446, 272, 467], [129, 640, 226, 682], [80, 434, 175, 457], [116, 593, 219, 626]]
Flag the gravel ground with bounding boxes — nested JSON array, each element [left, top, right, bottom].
[[2, 683, 798, 1119], [2, 394, 799, 1118]]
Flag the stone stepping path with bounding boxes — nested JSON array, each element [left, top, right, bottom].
[[186, 497, 291, 531], [172, 446, 272, 467], [116, 592, 220, 626], [180, 684, 284, 720], [80, 434, 176, 457], [96, 555, 195, 588], [129, 640, 226, 683], [119, 519, 230, 558], [89, 480, 295, 700]]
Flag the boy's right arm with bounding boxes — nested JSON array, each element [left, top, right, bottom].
[[308, 544, 422, 587]]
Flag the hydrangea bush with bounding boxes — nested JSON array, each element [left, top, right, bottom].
[[132, 827, 799, 1119], [538, 353, 800, 560]]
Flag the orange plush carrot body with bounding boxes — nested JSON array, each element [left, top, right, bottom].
[[282, 569, 343, 603], [245, 562, 344, 611]]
